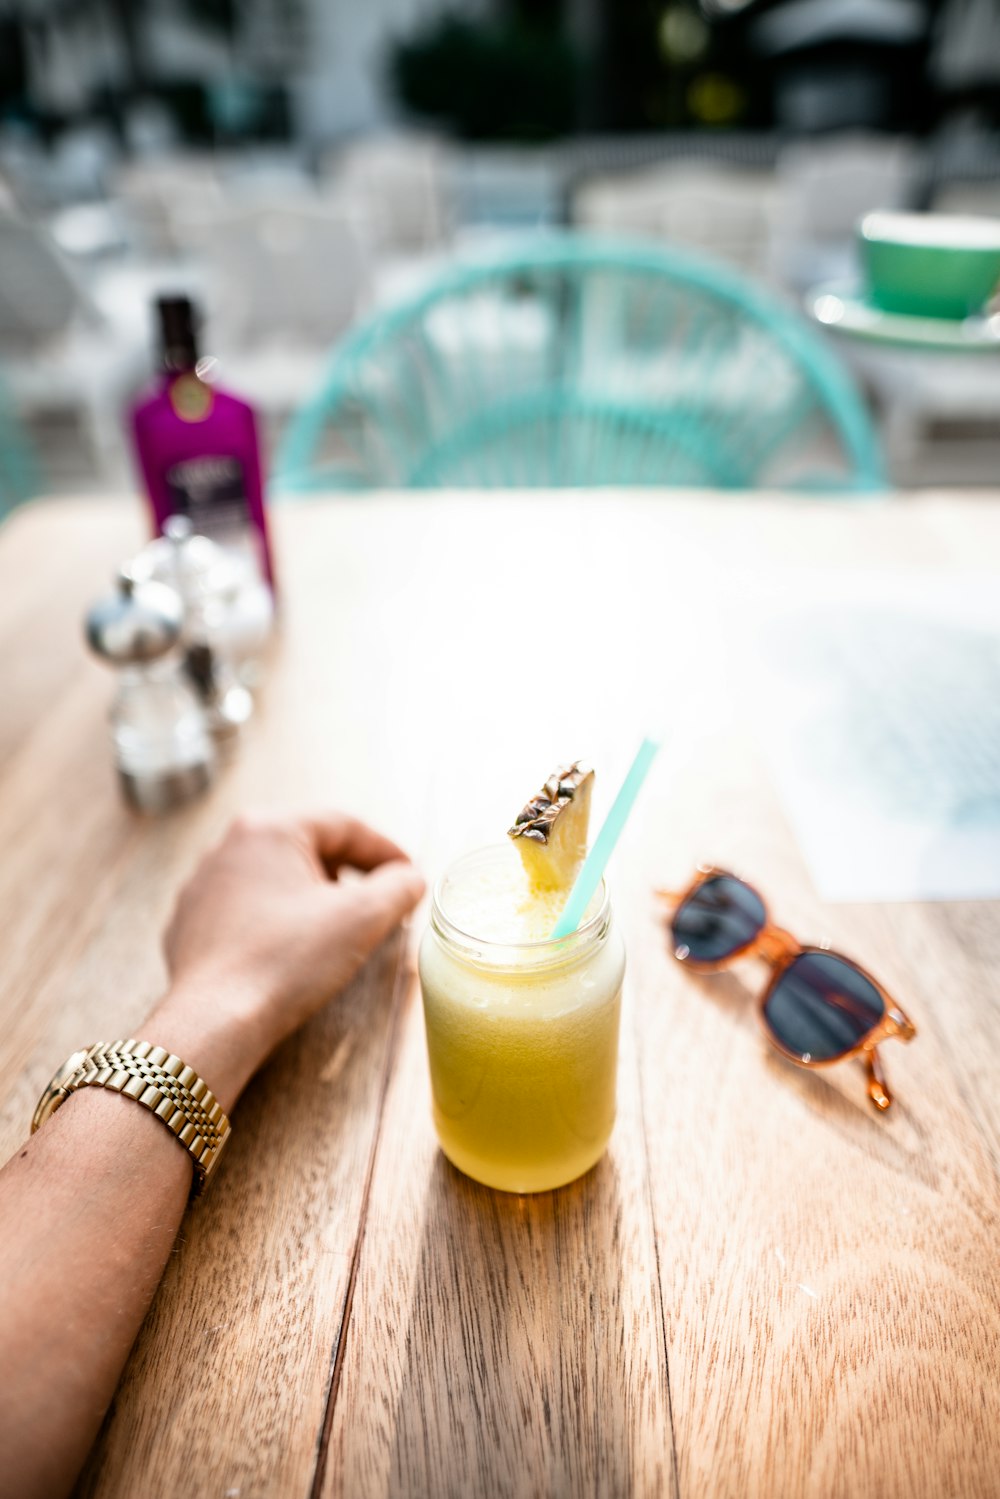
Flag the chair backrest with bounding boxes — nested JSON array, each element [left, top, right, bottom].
[[276, 235, 884, 494], [658, 166, 776, 253], [773, 134, 917, 244], [175, 194, 370, 351], [575, 163, 778, 276], [323, 133, 453, 252], [114, 154, 223, 257], [768, 135, 920, 291], [0, 377, 39, 521], [0, 208, 89, 346]]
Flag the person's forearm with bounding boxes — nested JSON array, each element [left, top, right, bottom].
[[0, 810, 423, 1499], [0, 986, 255, 1499]]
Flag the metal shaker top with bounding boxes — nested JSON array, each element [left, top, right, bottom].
[[85, 569, 185, 665]]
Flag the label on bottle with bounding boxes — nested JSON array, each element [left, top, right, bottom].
[[165, 455, 251, 548], [169, 374, 214, 423]]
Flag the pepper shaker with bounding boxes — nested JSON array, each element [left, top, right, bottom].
[[131, 516, 259, 742], [85, 569, 215, 812]]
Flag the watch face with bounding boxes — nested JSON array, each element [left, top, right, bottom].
[[31, 1049, 91, 1133], [54, 1049, 90, 1086]]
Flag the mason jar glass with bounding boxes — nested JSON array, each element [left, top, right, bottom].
[[418, 844, 625, 1193]]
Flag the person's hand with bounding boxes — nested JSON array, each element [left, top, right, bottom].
[[147, 811, 425, 1110]]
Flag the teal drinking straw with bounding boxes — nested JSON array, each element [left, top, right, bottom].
[[550, 737, 660, 939]]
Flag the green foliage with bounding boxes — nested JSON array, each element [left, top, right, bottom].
[[389, 16, 580, 141]]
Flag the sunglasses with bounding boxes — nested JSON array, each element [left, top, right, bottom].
[[657, 868, 917, 1111]]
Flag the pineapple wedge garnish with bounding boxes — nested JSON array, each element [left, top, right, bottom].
[[508, 761, 594, 892]]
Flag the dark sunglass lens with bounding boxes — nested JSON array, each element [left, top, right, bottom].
[[671, 875, 766, 962], [764, 951, 885, 1062]]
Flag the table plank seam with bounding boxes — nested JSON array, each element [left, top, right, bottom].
[[924, 909, 1000, 1180], [308, 929, 415, 1499], [636, 984, 683, 1499]]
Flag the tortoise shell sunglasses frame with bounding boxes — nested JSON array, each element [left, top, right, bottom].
[[656, 867, 917, 1112]]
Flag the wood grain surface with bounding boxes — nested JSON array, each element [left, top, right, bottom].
[[0, 490, 997, 1499]]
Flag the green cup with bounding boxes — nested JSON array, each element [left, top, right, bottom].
[[859, 211, 1000, 321]]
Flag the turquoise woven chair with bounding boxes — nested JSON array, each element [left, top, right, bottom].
[[0, 382, 38, 523], [276, 235, 884, 493]]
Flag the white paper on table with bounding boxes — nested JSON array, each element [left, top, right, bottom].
[[745, 569, 1000, 903]]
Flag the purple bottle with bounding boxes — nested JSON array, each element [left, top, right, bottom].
[[131, 297, 276, 590]]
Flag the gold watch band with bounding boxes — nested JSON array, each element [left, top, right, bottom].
[[31, 1039, 231, 1195]]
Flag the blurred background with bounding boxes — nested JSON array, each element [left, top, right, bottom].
[[1, 0, 999, 502]]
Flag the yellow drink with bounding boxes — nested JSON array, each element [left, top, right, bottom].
[[419, 844, 625, 1192]]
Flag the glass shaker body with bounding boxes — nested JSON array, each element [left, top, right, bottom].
[[110, 660, 214, 812]]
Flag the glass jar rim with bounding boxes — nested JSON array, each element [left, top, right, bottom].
[[429, 843, 611, 971]]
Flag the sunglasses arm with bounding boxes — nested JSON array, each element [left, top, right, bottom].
[[865, 1048, 892, 1111]]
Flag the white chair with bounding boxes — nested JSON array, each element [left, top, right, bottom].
[[573, 162, 779, 279], [0, 123, 119, 211], [654, 165, 778, 279], [322, 133, 454, 255], [769, 134, 919, 291], [573, 171, 668, 240], [174, 194, 372, 414], [0, 208, 148, 479], [114, 154, 223, 259], [842, 340, 1000, 483]]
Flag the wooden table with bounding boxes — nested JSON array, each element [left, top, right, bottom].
[[1, 491, 998, 1499]]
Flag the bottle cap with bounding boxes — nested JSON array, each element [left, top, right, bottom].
[[157, 296, 199, 373]]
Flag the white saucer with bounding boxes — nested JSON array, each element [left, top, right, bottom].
[[806, 282, 1000, 353]]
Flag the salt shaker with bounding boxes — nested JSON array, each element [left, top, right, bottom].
[[85, 569, 215, 812], [130, 517, 262, 741]]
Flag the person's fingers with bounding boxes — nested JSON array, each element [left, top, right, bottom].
[[324, 859, 426, 957], [300, 812, 412, 875]]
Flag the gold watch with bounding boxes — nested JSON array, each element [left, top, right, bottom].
[[32, 1039, 231, 1195]]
